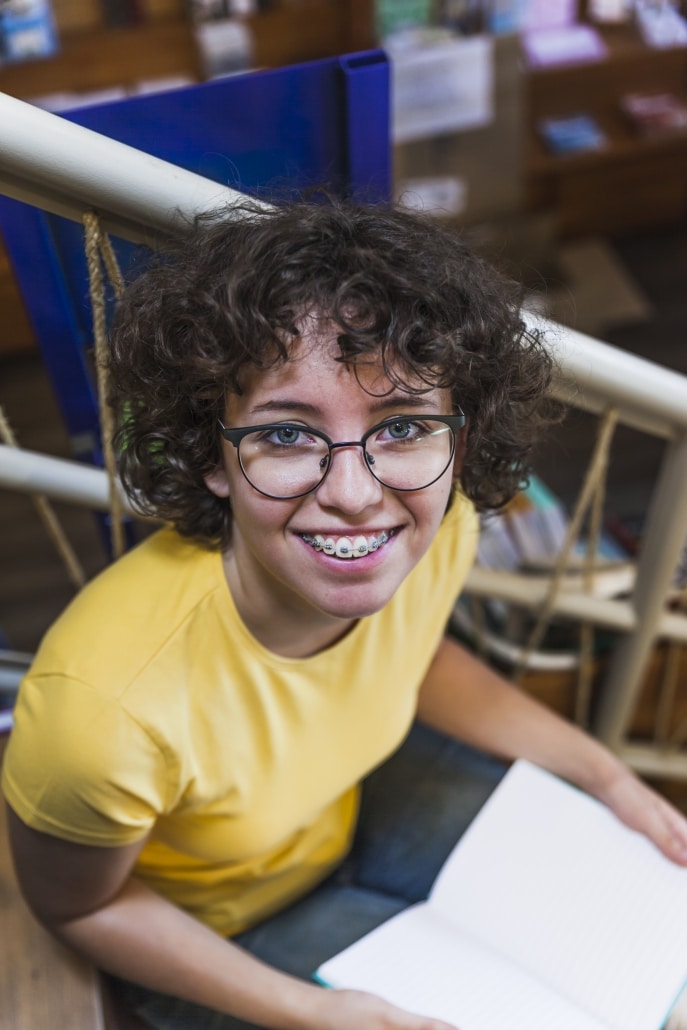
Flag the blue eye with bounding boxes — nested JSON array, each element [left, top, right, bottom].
[[254, 425, 320, 451], [387, 421, 413, 440], [272, 426, 301, 445], [377, 420, 427, 444]]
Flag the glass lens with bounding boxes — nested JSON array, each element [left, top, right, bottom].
[[238, 425, 330, 497], [365, 419, 455, 490], [236, 418, 456, 498]]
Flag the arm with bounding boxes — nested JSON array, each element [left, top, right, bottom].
[[416, 635, 687, 866], [6, 805, 456, 1030]]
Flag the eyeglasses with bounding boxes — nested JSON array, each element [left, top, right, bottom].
[[218, 412, 466, 499]]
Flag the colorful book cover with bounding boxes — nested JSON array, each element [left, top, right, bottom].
[[537, 112, 607, 154], [523, 23, 607, 67], [621, 92, 687, 137], [0, 0, 59, 63]]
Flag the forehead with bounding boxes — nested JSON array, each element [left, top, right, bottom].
[[231, 322, 439, 409]]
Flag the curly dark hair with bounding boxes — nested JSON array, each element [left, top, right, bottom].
[[108, 195, 555, 548]]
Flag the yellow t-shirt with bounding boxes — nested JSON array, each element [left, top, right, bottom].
[[2, 495, 478, 936]]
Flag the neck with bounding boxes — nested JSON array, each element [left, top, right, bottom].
[[221, 551, 357, 658]]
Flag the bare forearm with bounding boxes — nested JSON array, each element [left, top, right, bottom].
[[51, 877, 322, 1030], [416, 636, 623, 796], [8, 806, 463, 1030], [416, 635, 687, 866]]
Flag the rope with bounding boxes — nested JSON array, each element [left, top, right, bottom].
[[513, 407, 620, 687], [575, 414, 614, 726], [83, 211, 125, 560], [659, 582, 687, 747], [0, 404, 86, 589], [468, 595, 489, 661]]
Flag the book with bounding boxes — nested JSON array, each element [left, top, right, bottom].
[[316, 760, 687, 1030], [537, 112, 607, 154], [621, 92, 687, 138], [0, 649, 30, 734], [522, 23, 608, 68], [635, 3, 687, 49], [587, 0, 630, 22], [0, 687, 16, 734], [0, 0, 59, 64]]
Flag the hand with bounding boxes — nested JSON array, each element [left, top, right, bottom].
[[315, 987, 459, 1030], [596, 765, 687, 866]]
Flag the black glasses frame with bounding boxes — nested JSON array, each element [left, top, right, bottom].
[[218, 412, 466, 499]]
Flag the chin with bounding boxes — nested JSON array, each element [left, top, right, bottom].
[[313, 586, 398, 622]]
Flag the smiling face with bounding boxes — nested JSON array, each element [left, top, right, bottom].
[[205, 323, 459, 655]]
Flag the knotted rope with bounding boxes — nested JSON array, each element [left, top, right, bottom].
[[0, 403, 86, 588], [513, 406, 620, 727], [83, 211, 125, 560]]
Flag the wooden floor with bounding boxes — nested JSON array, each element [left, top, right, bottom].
[[0, 736, 107, 1029], [535, 223, 687, 521], [0, 732, 150, 1029]]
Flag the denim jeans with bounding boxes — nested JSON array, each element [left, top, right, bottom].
[[110, 723, 506, 1029]]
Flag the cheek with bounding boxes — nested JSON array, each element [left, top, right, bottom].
[[414, 479, 454, 535]]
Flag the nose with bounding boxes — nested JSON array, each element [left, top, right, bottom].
[[315, 443, 384, 513]]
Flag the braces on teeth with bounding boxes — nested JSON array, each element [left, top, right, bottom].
[[301, 530, 392, 558]]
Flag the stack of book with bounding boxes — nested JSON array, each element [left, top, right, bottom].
[[620, 92, 687, 138], [0, 0, 58, 63], [0, 650, 32, 734], [456, 477, 635, 667]]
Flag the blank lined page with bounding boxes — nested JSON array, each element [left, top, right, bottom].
[[428, 761, 687, 1030], [318, 903, 610, 1030]]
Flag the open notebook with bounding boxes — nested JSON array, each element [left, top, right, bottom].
[[317, 761, 687, 1030]]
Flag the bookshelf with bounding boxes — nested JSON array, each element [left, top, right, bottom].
[[0, 1, 374, 104], [525, 21, 687, 237]]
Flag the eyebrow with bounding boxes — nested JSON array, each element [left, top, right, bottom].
[[248, 395, 440, 418]]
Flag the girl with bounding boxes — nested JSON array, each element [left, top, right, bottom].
[[4, 198, 687, 1030]]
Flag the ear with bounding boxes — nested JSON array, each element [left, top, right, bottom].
[[204, 466, 230, 499]]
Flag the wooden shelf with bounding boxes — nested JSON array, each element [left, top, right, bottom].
[[0, 1, 374, 103], [0, 19, 202, 100], [524, 22, 687, 237]]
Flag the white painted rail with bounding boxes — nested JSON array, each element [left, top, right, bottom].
[[0, 443, 133, 513], [0, 92, 270, 243]]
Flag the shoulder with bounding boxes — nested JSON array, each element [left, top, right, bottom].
[[2, 673, 170, 845], [33, 527, 224, 693]]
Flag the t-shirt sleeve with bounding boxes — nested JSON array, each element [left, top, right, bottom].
[[1, 673, 173, 846]]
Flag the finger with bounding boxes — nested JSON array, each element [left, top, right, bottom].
[[649, 796, 687, 865], [412, 1018, 459, 1030], [391, 1002, 459, 1030], [622, 784, 687, 865]]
